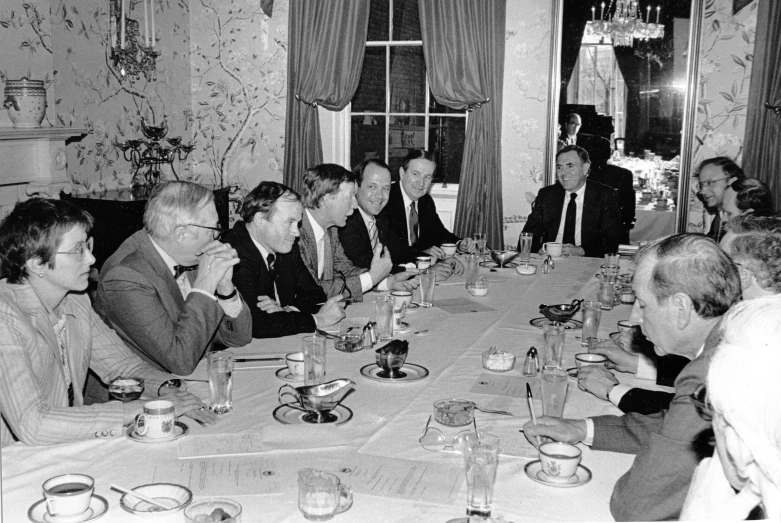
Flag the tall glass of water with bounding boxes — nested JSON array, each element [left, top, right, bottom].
[[208, 351, 233, 414], [460, 432, 500, 519], [464, 253, 480, 289], [581, 300, 602, 346], [541, 366, 568, 417], [473, 231, 487, 260], [419, 268, 436, 308], [302, 335, 327, 386], [542, 323, 565, 368], [519, 233, 533, 262]]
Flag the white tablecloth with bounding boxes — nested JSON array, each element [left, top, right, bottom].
[[2, 255, 672, 522]]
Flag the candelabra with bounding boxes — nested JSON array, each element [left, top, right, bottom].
[[109, 0, 159, 82], [585, 1, 664, 47]]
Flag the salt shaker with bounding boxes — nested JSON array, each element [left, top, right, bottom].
[[546, 254, 555, 270], [522, 347, 540, 377], [541, 257, 551, 274]]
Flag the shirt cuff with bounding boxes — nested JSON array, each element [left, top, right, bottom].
[[609, 383, 633, 406], [190, 288, 217, 301], [583, 418, 595, 446], [636, 353, 658, 380], [359, 272, 373, 293], [218, 295, 243, 318], [376, 277, 390, 292]]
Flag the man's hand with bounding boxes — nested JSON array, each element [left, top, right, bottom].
[[163, 390, 219, 425], [458, 237, 477, 254], [256, 295, 284, 313], [562, 244, 585, 257], [192, 241, 240, 295], [387, 271, 420, 291], [314, 295, 346, 327], [423, 246, 445, 262], [368, 243, 393, 286], [522, 416, 588, 447], [578, 366, 619, 400], [681, 454, 761, 521], [443, 256, 464, 276], [591, 339, 640, 373], [431, 261, 453, 282]]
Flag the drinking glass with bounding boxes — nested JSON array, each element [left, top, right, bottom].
[[463, 253, 480, 289], [542, 323, 565, 368], [108, 377, 144, 402], [298, 469, 353, 521], [460, 432, 500, 519], [302, 335, 327, 386], [519, 232, 533, 262], [473, 232, 487, 260], [541, 366, 568, 417], [581, 300, 602, 346], [374, 295, 394, 341], [208, 351, 233, 414], [604, 253, 620, 267], [419, 268, 436, 308], [599, 277, 616, 311]]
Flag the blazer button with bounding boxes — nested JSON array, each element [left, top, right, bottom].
[[110, 429, 117, 436], [94, 431, 101, 438], [227, 320, 233, 331]]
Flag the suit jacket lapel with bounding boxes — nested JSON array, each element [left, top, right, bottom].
[[136, 232, 186, 312], [234, 222, 273, 295], [299, 213, 320, 282], [581, 182, 596, 247], [548, 184, 566, 241]]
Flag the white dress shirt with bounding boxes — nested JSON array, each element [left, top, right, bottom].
[[399, 183, 416, 247], [357, 206, 392, 292], [555, 182, 587, 246]]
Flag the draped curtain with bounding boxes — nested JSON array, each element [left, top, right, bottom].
[[418, 0, 506, 249], [282, 1, 369, 193], [743, 0, 781, 205], [560, 0, 592, 104]]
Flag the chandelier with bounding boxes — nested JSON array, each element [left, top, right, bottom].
[[109, 0, 159, 82], [585, 1, 664, 47]]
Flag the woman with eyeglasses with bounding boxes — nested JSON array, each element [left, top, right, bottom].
[[0, 198, 215, 447]]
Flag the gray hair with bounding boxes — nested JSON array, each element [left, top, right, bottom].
[[143, 181, 214, 238], [636, 234, 741, 318], [729, 232, 781, 293], [302, 164, 355, 210]]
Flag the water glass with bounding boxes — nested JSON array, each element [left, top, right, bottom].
[[541, 366, 568, 418], [208, 351, 233, 414], [464, 253, 480, 289], [542, 323, 565, 368], [302, 335, 327, 386], [473, 231, 487, 260], [298, 469, 353, 521], [604, 253, 620, 267], [581, 300, 602, 346], [519, 232, 533, 262], [374, 295, 394, 341], [460, 432, 500, 518], [419, 268, 436, 308], [599, 278, 616, 311]]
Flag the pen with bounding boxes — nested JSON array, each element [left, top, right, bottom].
[[525, 383, 542, 447], [233, 357, 285, 363]]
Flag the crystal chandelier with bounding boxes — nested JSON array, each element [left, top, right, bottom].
[[585, 1, 664, 47]]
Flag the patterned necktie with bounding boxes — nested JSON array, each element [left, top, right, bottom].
[[563, 193, 577, 245], [409, 202, 419, 246], [266, 253, 277, 301], [368, 219, 378, 250], [53, 315, 74, 407], [174, 264, 198, 279], [708, 213, 722, 242]]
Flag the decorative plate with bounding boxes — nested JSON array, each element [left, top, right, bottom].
[[28, 495, 108, 523], [272, 404, 353, 426], [524, 460, 592, 488]]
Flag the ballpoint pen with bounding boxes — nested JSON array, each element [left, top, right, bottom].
[[233, 357, 285, 363], [526, 383, 543, 447]]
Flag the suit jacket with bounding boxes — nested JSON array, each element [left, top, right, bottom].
[[380, 182, 460, 265], [298, 211, 366, 301], [519, 180, 621, 258], [0, 282, 172, 447], [617, 352, 689, 415], [589, 164, 635, 243], [94, 231, 252, 376], [338, 211, 403, 274], [591, 341, 716, 521], [223, 221, 326, 338]]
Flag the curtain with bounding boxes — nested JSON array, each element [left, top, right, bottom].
[[743, 0, 781, 205], [560, 0, 592, 104], [282, 1, 369, 193], [613, 47, 644, 151], [419, 0, 506, 249]]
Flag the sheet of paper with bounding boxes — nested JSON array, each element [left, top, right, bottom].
[[152, 457, 282, 496], [178, 432, 266, 459], [335, 455, 463, 506], [435, 298, 496, 314], [469, 373, 541, 398]]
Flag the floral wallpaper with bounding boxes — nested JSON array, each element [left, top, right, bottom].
[[687, 0, 757, 231], [500, 0, 552, 249]]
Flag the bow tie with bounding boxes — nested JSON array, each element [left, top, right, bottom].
[[174, 264, 198, 279]]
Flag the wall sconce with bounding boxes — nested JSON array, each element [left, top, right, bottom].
[[109, 0, 158, 82]]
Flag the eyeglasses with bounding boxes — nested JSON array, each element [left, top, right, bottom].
[[55, 237, 94, 261], [690, 383, 713, 421], [418, 415, 477, 452], [184, 223, 224, 239], [335, 271, 354, 304], [696, 177, 728, 191]]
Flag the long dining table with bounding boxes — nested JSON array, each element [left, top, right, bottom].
[[1, 255, 673, 522]]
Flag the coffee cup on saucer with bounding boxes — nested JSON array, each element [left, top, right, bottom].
[[390, 290, 413, 309], [42, 474, 94, 519], [286, 352, 305, 377], [134, 400, 175, 440], [575, 353, 607, 370], [441, 243, 457, 257], [542, 242, 563, 258], [416, 256, 432, 269], [539, 442, 582, 483]]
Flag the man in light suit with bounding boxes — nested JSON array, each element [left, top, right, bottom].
[[94, 182, 252, 382], [519, 145, 621, 258], [223, 181, 345, 338], [524, 234, 742, 521]]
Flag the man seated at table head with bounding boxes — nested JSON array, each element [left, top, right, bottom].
[[94, 181, 252, 380], [519, 145, 621, 258], [696, 156, 747, 242], [585, 136, 635, 244], [223, 181, 345, 338], [524, 233, 742, 521], [721, 177, 774, 223], [300, 163, 395, 301], [380, 149, 476, 280], [681, 295, 781, 521], [0, 198, 215, 447]]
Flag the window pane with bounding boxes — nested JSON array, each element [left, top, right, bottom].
[[389, 46, 425, 114], [367, 0, 389, 41], [428, 88, 468, 114], [392, 0, 421, 41], [387, 116, 425, 177], [351, 115, 386, 168], [428, 117, 465, 184], [352, 47, 386, 113]]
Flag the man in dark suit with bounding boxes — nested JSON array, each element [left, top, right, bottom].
[[519, 145, 621, 257], [223, 182, 345, 339], [696, 157, 746, 242], [585, 136, 635, 244], [524, 234, 742, 521], [94, 181, 252, 379]]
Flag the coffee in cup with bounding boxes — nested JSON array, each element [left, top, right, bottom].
[[134, 400, 175, 439], [43, 474, 94, 518], [542, 242, 563, 257], [441, 243, 457, 257], [538, 442, 582, 482]]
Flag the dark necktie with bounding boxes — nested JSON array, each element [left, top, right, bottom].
[[708, 213, 722, 242], [409, 202, 419, 246], [563, 193, 577, 245], [174, 264, 198, 279], [266, 253, 277, 300]]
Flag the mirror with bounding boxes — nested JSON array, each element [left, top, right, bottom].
[[545, 0, 704, 242]]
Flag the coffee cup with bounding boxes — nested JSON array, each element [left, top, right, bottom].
[[575, 352, 607, 370], [416, 256, 432, 269], [134, 400, 175, 439], [655, 198, 668, 210], [286, 352, 305, 376], [538, 442, 582, 482], [441, 243, 457, 257], [43, 474, 94, 518], [390, 290, 413, 309], [542, 242, 563, 257]]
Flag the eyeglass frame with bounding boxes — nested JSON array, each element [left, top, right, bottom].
[[55, 237, 94, 261], [418, 414, 478, 452], [696, 177, 728, 191], [182, 223, 225, 239], [335, 270, 355, 304], [690, 383, 713, 422]]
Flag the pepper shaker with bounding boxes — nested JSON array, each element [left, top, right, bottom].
[[546, 254, 555, 270], [541, 257, 551, 274], [522, 347, 540, 377]]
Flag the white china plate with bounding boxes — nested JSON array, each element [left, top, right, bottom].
[[272, 404, 353, 425], [126, 421, 189, 443], [275, 367, 304, 383], [529, 317, 582, 330], [28, 495, 108, 523], [524, 460, 592, 488], [359, 363, 429, 383]]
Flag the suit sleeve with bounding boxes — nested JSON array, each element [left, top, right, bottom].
[[656, 354, 689, 387], [330, 231, 366, 301], [583, 187, 621, 257], [214, 295, 252, 347], [520, 195, 545, 253], [617, 388, 675, 415]]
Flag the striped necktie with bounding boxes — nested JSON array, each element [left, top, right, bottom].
[[409, 202, 419, 246], [368, 219, 378, 250]]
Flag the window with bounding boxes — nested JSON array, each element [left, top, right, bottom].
[[349, 0, 467, 184]]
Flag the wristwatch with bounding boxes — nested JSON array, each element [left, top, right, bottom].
[[215, 288, 238, 300], [158, 378, 187, 395]]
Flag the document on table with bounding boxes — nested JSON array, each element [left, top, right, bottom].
[[469, 373, 541, 397], [178, 432, 266, 459], [152, 456, 282, 496], [336, 455, 463, 506], [435, 298, 496, 314]]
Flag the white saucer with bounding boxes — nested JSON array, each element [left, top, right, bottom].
[[28, 495, 108, 523], [524, 460, 592, 488], [394, 321, 411, 333], [126, 421, 189, 443], [275, 367, 304, 383]]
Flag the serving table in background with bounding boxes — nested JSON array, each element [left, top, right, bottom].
[[2, 255, 672, 522]]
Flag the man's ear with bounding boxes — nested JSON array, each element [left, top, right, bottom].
[[736, 264, 753, 291], [672, 292, 694, 329], [172, 225, 191, 245]]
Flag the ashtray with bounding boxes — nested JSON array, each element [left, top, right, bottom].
[[334, 333, 363, 352], [482, 350, 515, 372], [516, 263, 537, 276]]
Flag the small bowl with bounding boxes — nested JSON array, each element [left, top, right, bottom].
[[516, 263, 538, 276], [334, 334, 362, 353], [433, 399, 475, 427], [375, 350, 407, 375], [120, 483, 192, 520], [482, 350, 515, 372], [490, 250, 520, 266], [109, 377, 145, 402], [539, 442, 582, 483], [184, 497, 242, 523]]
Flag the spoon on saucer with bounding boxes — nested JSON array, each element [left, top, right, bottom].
[[110, 484, 176, 510]]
